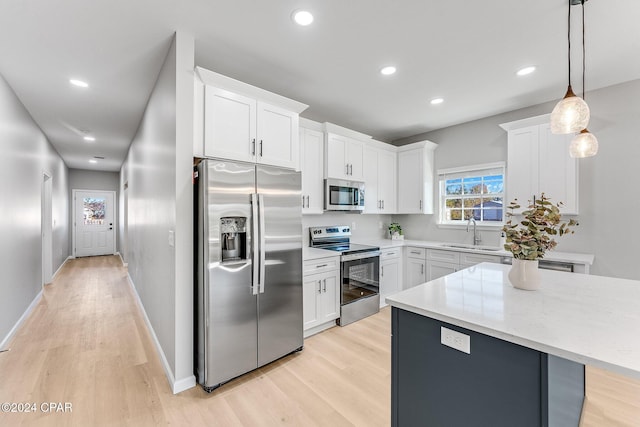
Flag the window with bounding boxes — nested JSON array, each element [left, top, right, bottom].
[[438, 163, 505, 226]]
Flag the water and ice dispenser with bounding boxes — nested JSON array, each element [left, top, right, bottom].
[[220, 217, 247, 261]]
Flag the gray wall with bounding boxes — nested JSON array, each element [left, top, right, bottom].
[[393, 79, 640, 280], [0, 73, 69, 345], [119, 33, 195, 391], [68, 168, 120, 253]]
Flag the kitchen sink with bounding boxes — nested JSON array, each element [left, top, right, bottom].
[[440, 243, 502, 252]]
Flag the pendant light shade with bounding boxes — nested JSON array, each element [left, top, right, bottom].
[[550, 86, 590, 134], [569, 129, 598, 158], [550, 0, 591, 135]]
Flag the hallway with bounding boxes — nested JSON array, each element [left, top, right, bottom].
[[0, 255, 638, 426]]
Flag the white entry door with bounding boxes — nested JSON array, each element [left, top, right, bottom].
[[74, 190, 116, 257]]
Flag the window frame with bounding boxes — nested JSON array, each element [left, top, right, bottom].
[[437, 162, 506, 228]]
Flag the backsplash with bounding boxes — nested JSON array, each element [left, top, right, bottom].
[[302, 213, 393, 246]]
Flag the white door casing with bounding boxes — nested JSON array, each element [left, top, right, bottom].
[[42, 172, 53, 285], [73, 190, 116, 257]]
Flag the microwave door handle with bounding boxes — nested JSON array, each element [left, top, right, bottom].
[[258, 194, 266, 294], [251, 194, 260, 295]]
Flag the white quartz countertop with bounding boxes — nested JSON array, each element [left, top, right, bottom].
[[353, 238, 594, 266], [386, 262, 640, 380]]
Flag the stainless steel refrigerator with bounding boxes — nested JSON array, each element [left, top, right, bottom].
[[196, 159, 303, 392]]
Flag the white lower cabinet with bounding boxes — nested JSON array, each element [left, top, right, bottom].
[[303, 257, 340, 337], [380, 248, 402, 306], [405, 247, 427, 289], [426, 249, 501, 281]]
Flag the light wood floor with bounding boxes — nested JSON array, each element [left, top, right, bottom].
[[0, 255, 638, 426]]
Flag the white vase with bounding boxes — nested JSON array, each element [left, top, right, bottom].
[[508, 259, 540, 290]]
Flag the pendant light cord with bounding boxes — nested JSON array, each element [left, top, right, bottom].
[[567, 0, 571, 86], [582, 0, 586, 100]]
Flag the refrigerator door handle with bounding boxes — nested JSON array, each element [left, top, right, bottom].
[[258, 194, 266, 294], [251, 193, 260, 295]]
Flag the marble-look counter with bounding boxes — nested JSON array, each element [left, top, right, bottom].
[[386, 262, 640, 380]]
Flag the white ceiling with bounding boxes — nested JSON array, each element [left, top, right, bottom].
[[1, 0, 639, 172]]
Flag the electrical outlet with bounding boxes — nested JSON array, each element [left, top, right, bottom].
[[351, 221, 356, 231], [440, 327, 471, 354], [378, 221, 383, 229], [168, 230, 175, 248]]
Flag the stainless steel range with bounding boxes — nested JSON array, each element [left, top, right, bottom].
[[309, 226, 381, 326]]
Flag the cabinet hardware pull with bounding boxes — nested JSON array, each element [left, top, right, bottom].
[[252, 138, 256, 155], [302, 195, 305, 207], [381, 266, 384, 277], [259, 140, 263, 157], [419, 200, 422, 210], [421, 264, 424, 275], [316, 264, 328, 268], [411, 251, 420, 255], [318, 281, 322, 294], [345, 164, 349, 175], [349, 164, 353, 175], [382, 200, 384, 209], [322, 279, 327, 292], [306, 195, 310, 208]]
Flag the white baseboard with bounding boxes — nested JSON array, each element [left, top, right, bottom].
[[0, 289, 43, 351], [52, 256, 73, 280], [125, 273, 195, 394], [303, 320, 337, 339], [116, 252, 128, 267]]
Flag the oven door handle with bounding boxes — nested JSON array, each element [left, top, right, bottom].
[[340, 250, 381, 263]]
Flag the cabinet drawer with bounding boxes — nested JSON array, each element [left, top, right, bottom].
[[427, 249, 460, 263], [304, 257, 339, 275], [459, 252, 501, 266], [406, 247, 426, 259], [381, 248, 401, 260]]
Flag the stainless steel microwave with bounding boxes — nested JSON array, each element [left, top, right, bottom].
[[324, 178, 365, 211]]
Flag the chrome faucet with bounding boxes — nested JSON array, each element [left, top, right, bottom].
[[466, 217, 481, 246]]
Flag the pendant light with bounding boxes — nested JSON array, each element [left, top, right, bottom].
[[569, 0, 598, 158], [550, 0, 590, 135]]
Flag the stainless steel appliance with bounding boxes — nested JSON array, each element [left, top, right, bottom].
[[500, 256, 575, 272], [196, 159, 303, 392], [324, 178, 365, 211], [309, 226, 380, 326]]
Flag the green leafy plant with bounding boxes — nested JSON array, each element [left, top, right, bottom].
[[388, 222, 403, 235], [502, 193, 578, 260]]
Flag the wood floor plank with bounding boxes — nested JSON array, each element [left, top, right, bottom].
[[0, 255, 638, 426]]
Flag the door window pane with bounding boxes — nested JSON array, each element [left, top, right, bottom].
[[83, 197, 106, 225]]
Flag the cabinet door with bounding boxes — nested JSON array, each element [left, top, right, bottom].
[[319, 272, 339, 323], [378, 150, 397, 213], [301, 128, 325, 214], [346, 138, 364, 180], [204, 86, 256, 163], [303, 274, 323, 330], [257, 102, 299, 169], [538, 124, 578, 214], [406, 258, 426, 289], [506, 126, 539, 213], [427, 260, 458, 281], [363, 147, 380, 213], [325, 134, 348, 179], [381, 259, 401, 302], [398, 149, 423, 213]]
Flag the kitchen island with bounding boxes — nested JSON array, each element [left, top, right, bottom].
[[386, 263, 640, 427]]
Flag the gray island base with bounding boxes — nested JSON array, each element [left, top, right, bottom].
[[386, 262, 640, 427], [391, 308, 584, 426]]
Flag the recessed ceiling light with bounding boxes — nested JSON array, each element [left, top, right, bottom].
[[430, 98, 444, 105], [380, 66, 397, 76], [292, 10, 314, 26], [88, 159, 97, 164], [84, 136, 96, 142], [70, 79, 89, 88], [516, 66, 536, 76]]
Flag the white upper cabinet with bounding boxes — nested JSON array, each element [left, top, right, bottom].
[[196, 67, 308, 170], [501, 115, 578, 214], [325, 133, 364, 181], [397, 141, 438, 214], [300, 124, 325, 214], [363, 142, 397, 214]]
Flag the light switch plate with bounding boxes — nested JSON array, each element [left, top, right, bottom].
[[441, 326, 471, 354]]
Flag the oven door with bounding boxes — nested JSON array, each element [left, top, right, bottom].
[[340, 252, 380, 305]]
